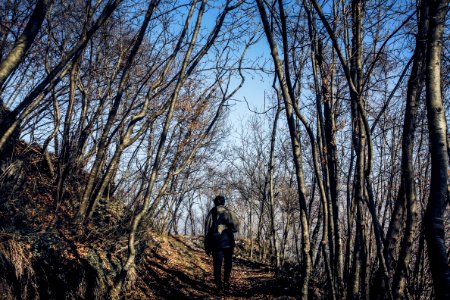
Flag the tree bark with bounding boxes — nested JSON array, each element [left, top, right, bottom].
[[423, 0, 450, 298], [392, 1, 428, 297]]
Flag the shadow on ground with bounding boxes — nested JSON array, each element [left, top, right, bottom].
[[128, 234, 298, 299]]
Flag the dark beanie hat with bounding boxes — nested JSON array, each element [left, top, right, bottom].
[[213, 195, 225, 206]]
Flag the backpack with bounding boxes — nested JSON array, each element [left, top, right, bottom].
[[205, 207, 218, 252], [205, 206, 235, 252]]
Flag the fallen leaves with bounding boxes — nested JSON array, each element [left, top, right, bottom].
[[127, 234, 297, 299]]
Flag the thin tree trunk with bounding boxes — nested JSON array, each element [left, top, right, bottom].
[[392, 1, 428, 297], [256, 2, 312, 297], [78, 0, 159, 221], [267, 102, 282, 269]]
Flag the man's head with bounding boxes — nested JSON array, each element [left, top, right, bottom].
[[213, 195, 225, 206]]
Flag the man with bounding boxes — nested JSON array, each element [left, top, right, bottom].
[[204, 195, 239, 293]]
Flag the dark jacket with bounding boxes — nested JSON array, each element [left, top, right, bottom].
[[204, 205, 239, 251]]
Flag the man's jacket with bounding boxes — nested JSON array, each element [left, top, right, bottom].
[[204, 205, 239, 251]]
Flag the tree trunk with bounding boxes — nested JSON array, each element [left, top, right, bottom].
[[256, 1, 312, 298], [267, 102, 282, 269], [392, 1, 428, 297], [423, 0, 450, 298]]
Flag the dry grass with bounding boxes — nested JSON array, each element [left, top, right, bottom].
[[0, 237, 37, 299], [0, 238, 33, 280]]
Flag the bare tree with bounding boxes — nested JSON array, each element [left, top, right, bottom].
[[423, 0, 450, 298]]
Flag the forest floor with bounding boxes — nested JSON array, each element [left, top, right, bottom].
[[128, 234, 299, 299]]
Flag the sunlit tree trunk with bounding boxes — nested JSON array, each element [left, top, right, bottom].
[[423, 0, 450, 298]]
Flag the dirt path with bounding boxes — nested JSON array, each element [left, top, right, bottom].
[[206, 256, 295, 299], [130, 235, 297, 299]]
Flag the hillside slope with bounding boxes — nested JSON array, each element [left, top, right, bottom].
[[0, 230, 298, 299], [0, 142, 299, 299]]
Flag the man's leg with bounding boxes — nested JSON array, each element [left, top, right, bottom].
[[212, 249, 224, 290], [223, 247, 233, 288]]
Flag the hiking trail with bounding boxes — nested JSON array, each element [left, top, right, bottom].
[[128, 234, 298, 299]]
